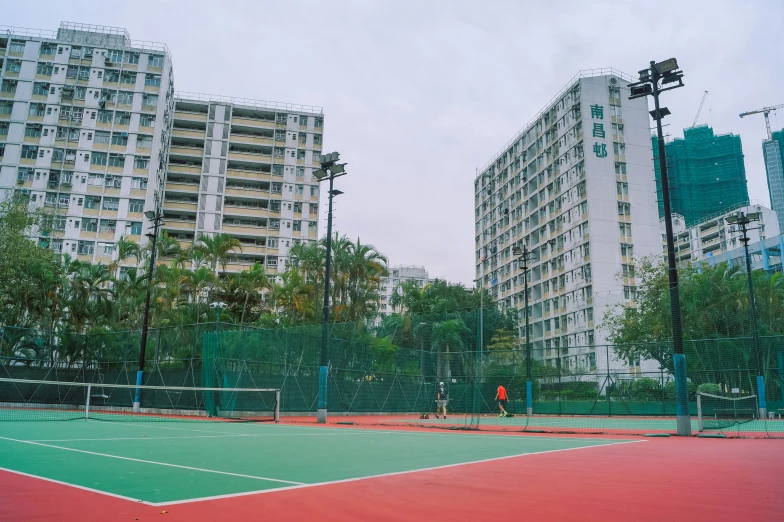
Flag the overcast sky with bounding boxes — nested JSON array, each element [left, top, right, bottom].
[[4, 0, 783, 284]]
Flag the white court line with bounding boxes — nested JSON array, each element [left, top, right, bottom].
[[0, 466, 145, 503], [30, 434, 260, 442], [0, 436, 304, 486], [151, 439, 647, 506]]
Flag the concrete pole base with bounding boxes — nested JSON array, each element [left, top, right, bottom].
[[132, 401, 140, 413], [759, 407, 768, 419], [317, 408, 327, 424], [526, 407, 532, 416], [676, 414, 692, 436]]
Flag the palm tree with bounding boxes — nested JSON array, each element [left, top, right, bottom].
[[194, 233, 242, 273], [236, 263, 269, 324], [431, 318, 470, 382]]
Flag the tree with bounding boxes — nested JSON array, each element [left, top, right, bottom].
[[193, 233, 242, 272]]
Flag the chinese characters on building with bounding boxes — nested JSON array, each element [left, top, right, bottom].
[[591, 104, 607, 158]]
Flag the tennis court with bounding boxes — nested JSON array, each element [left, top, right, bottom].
[[0, 419, 633, 504]]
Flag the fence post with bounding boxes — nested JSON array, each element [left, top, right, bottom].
[[606, 345, 611, 416], [778, 351, 784, 404], [557, 345, 562, 416]]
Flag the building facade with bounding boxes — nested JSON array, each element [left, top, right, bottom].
[[662, 203, 780, 264], [763, 129, 784, 234], [0, 22, 324, 277], [652, 125, 749, 227], [474, 70, 662, 373], [0, 23, 173, 266], [378, 265, 430, 316], [163, 93, 323, 275]]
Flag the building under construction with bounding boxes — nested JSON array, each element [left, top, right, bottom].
[[653, 125, 749, 226], [763, 129, 784, 233]]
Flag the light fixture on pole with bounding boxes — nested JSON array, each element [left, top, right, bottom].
[[209, 301, 228, 332], [628, 58, 691, 436], [134, 208, 163, 412], [726, 211, 767, 418], [513, 243, 538, 416], [314, 151, 348, 424]]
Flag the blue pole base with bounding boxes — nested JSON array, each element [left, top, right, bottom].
[[133, 370, 143, 412], [526, 380, 533, 416], [757, 375, 767, 418], [317, 365, 328, 423], [673, 353, 692, 436]]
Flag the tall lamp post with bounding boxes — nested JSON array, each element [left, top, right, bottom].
[[513, 244, 538, 416], [628, 58, 691, 436], [726, 211, 767, 417], [313, 152, 348, 424], [134, 209, 163, 412]]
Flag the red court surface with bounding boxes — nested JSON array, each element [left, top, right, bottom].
[[2, 428, 782, 522]]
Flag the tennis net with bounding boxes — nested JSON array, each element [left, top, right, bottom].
[[697, 392, 758, 432], [0, 378, 280, 422]]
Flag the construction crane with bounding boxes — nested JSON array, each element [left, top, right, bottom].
[[692, 90, 709, 127], [739, 104, 784, 140]]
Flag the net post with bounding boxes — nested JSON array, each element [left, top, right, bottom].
[[696, 392, 703, 432], [85, 383, 91, 420], [275, 389, 280, 423], [756, 375, 766, 419]]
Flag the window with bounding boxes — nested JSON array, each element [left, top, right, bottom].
[[5, 60, 21, 74], [0, 101, 13, 115], [614, 162, 627, 175], [9, 41, 25, 53], [293, 202, 302, 213], [24, 125, 42, 138], [314, 118, 323, 128], [300, 116, 308, 126], [616, 182, 628, 195], [120, 72, 136, 85], [81, 218, 98, 232], [32, 83, 49, 96], [310, 185, 318, 197], [128, 199, 144, 213], [142, 94, 158, 107], [313, 134, 322, 145], [131, 177, 148, 190], [116, 91, 134, 105], [77, 67, 90, 81], [21, 145, 38, 159], [613, 142, 626, 155], [271, 183, 282, 193], [136, 135, 153, 149], [297, 150, 306, 160], [108, 154, 125, 167], [88, 174, 103, 186], [98, 243, 115, 256], [102, 197, 119, 210], [36, 62, 54, 76], [295, 166, 304, 177], [77, 241, 95, 255], [94, 131, 110, 145], [623, 286, 637, 300], [309, 204, 318, 215], [134, 156, 150, 169], [91, 152, 108, 166], [617, 202, 631, 217], [622, 264, 636, 278], [104, 175, 121, 188], [125, 221, 142, 235], [272, 165, 284, 176], [105, 69, 120, 83], [116, 112, 131, 125], [144, 74, 161, 87], [97, 110, 113, 123], [123, 52, 140, 64], [269, 219, 280, 230], [298, 132, 306, 144], [1, 80, 18, 93], [0, 122, 8, 136], [75, 87, 87, 100], [148, 54, 164, 67], [620, 243, 634, 258], [111, 133, 128, 146], [139, 114, 155, 127], [40, 44, 55, 56], [295, 184, 304, 195]]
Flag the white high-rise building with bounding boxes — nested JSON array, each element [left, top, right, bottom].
[[0, 23, 173, 265], [379, 265, 430, 316], [473, 69, 661, 373]]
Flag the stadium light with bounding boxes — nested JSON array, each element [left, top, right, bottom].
[[314, 151, 349, 424], [628, 57, 689, 436], [513, 243, 538, 416], [725, 211, 767, 418]]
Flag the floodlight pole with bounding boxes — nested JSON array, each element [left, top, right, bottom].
[[733, 212, 766, 417], [514, 244, 535, 416], [315, 152, 346, 424], [629, 59, 690, 436], [134, 210, 162, 412]]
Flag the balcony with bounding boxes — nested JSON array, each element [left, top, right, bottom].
[[169, 146, 203, 157], [232, 117, 274, 129], [172, 128, 205, 139], [223, 224, 267, 236], [230, 134, 274, 146], [168, 164, 201, 175], [165, 181, 199, 193], [226, 169, 272, 181], [228, 151, 271, 163], [223, 205, 269, 218], [163, 220, 196, 231], [164, 201, 198, 212], [174, 111, 208, 122]]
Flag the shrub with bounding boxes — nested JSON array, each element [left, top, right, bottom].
[[696, 383, 722, 396], [630, 377, 662, 401]]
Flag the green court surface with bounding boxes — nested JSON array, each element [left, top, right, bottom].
[[0, 420, 635, 504]]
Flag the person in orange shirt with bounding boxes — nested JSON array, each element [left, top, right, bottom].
[[495, 384, 509, 418]]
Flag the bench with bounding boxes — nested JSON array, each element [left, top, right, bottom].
[[713, 408, 756, 418]]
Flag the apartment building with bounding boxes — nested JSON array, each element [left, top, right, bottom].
[[162, 94, 323, 274], [663, 203, 780, 264], [474, 70, 662, 373], [378, 265, 430, 315], [0, 23, 173, 265]]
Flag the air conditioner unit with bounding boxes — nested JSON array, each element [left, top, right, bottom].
[[120, 131, 128, 137], [21, 189, 30, 194]]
